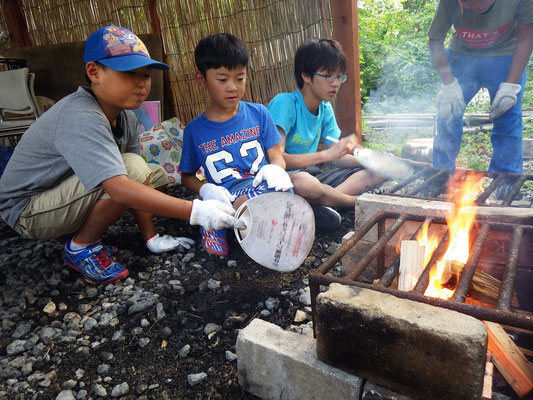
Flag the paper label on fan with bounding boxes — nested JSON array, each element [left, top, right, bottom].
[[234, 192, 315, 272]]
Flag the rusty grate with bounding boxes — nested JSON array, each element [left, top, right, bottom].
[[310, 210, 533, 331], [381, 164, 533, 209]]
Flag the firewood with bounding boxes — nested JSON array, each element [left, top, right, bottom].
[[398, 240, 425, 291], [437, 259, 453, 285], [484, 321, 533, 397], [482, 359, 493, 400], [450, 262, 519, 308]]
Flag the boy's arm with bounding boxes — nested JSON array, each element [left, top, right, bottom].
[[330, 134, 362, 169], [265, 143, 286, 170], [181, 172, 204, 193], [101, 175, 244, 230], [278, 126, 357, 170], [182, 172, 236, 207]]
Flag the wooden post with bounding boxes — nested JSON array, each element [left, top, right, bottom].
[[330, 0, 362, 142], [3, 0, 31, 48], [146, 0, 172, 120]]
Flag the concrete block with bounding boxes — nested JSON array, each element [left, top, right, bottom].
[[237, 318, 363, 400], [315, 284, 487, 400], [354, 194, 452, 238], [362, 381, 414, 400]]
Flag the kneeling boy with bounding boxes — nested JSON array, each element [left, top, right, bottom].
[[0, 25, 243, 284]]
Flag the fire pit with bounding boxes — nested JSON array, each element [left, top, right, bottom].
[[310, 166, 533, 331]]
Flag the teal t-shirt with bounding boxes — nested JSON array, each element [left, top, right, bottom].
[[267, 90, 341, 155], [428, 0, 533, 56]]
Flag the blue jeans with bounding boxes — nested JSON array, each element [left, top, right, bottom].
[[433, 51, 527, 173]]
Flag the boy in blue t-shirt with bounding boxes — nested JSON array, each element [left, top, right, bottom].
[[268, 39, 383, 229], [180, 33, 293, 256]]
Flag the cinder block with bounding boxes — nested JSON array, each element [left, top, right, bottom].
[[237, 318, 363, 400], [362, 381, 414, 400], [315, 284, 487, 400]]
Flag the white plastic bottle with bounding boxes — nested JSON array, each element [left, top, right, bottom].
[[353, 147, 414, 180]]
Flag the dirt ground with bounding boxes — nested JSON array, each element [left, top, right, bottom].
[[0, 185, 352, 399]]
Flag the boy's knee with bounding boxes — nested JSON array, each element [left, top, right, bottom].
[[121, 153, 167, 187]]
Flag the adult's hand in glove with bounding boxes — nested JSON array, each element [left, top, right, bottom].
[[189, 199, 246, 231], [436, 78, 466, 121], [199, 183, 236, 206], [146, 233, 195, 254], [489, 82, 522, 120], [252, 164, 293, 191]]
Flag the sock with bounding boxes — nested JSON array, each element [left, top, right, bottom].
[[68, 239, 97, 251]]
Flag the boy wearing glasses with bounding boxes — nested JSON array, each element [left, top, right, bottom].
[[268, 39, 382, 229]]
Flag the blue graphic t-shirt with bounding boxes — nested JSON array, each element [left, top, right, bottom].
[[267, 90, 341, 155], [179, 101, 281, 190]]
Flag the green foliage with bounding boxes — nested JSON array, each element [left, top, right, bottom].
[[358, 0, 439, 114], [456, 130, 492, 171]]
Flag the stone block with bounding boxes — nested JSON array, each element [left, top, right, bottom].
[[237, 318, 363, 400], [315, 284, 487, 400], [362, 381, 414, 400]]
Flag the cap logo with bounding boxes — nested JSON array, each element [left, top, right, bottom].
[[102, 26, 150, 59]]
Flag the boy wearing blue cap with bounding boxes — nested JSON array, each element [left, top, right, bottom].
[[0, 25, 244, 284]]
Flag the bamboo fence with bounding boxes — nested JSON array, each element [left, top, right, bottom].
[[0, 0, 333, 122]]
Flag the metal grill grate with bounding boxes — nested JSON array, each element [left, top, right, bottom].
[[310, 210, 533, 331], [381, 164, 533, 209]]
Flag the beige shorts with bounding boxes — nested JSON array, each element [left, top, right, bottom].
[[13, 153, 168, 240]]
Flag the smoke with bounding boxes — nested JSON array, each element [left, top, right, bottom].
[[363, 55, 439, 116]]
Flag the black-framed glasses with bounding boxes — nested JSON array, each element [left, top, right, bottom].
[[313, 72, 347, 84]]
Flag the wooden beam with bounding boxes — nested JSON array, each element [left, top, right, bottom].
[[146, 0, 172, 119], [330, 0, 362, 142], [147, 0, 162, 42], [484, 320, 533, 397], [3, 0, 31, 47]]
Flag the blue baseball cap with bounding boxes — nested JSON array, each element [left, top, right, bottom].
[[84, 25, 169, 71]]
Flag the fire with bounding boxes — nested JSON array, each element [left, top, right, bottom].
[[416, 220, 439, 267], [422, 173, 483, 299]]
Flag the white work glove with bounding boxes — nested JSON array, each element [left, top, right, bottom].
[[189, 199, 246, 231], [146, 233, 195, 254], [435, 78, 466, 121], [199, 182, 236, 207], [489, 82, 522, 120], [252, 164, 293, 191]]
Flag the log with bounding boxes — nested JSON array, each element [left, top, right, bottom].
[[437, 259, 453, 285], [484, 320, 533, 397], [398, 240, 425, 291], [451, 262, 519, 308], [482, 359, 493, 400]]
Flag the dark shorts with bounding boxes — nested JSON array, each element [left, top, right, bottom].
[[310, 167, 363, 188], [228, 177, 294, 200]]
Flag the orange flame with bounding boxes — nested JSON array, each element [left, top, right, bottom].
[[423, 173, 482, 299], [416, 220, 439, 267]]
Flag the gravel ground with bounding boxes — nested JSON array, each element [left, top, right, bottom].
[[0, 183, 527, 400], [0, 185, 349, 400]]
